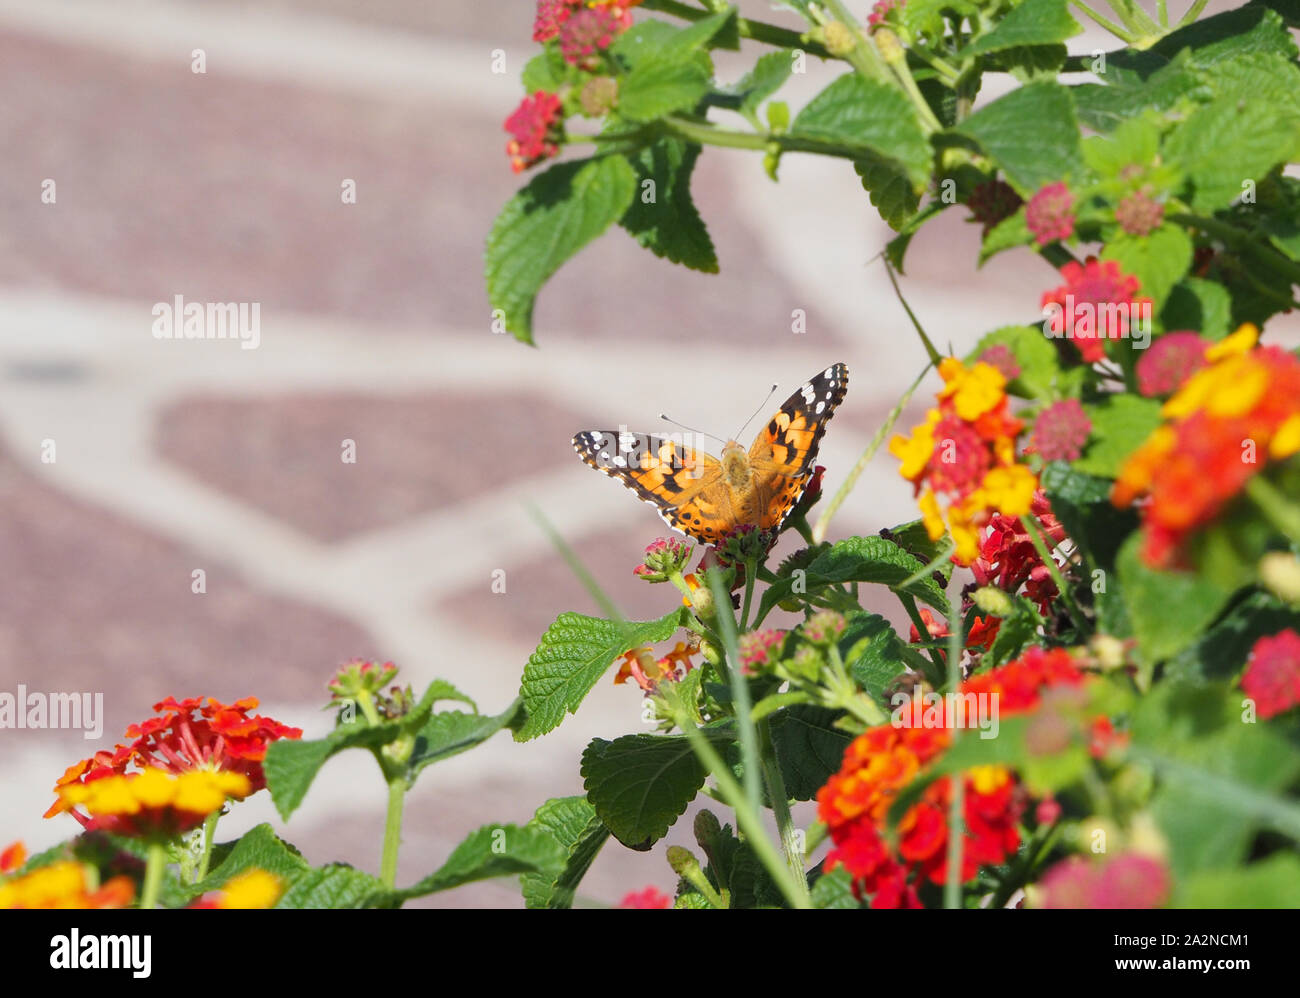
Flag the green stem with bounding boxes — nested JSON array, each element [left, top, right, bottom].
[[1170, 213, 1300, 288], [812, 364, 932, 544], [640, 0, 832, 57], [943, 597, 965, 909], [827, 644, 888, 727], [1107, 0, 1164, 37], [758, 718, 812, 905], [1021, 515, 1087, 634], [1156, 0, 1168, 27], [660, 114, 872, 162], [884, 256, 943, 366], [1175, 0, 1211, 27], [1247, 476, 1300, 546], [140, 841, 166, 910], [1069, 0, 1139, 42], [740, 556, 758, 631], [381, 778, 406, 888], [818, 0, 895, 85], [197, 810, 219, 881], [707, 568, 761, 815], [899, 592, 947, 679]]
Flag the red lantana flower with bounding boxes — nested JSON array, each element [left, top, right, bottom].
[[504, 91, 564, 173], [1025, 181, 1074, 245], [558, 6, 632, 68], [619, 885, 672, 908], [1241, 629, 1300, 719], [1041, 259, 1151, 363]]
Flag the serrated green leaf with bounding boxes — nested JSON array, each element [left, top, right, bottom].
[[1039, 460, 1138, 573], [621, 140, 717, 272], [394, 823, 567, 900], [616, 11, 733, 121], [1100, 224, 1193, 310], [520, 796, 610, 909], [810, 867, 861, 908], [485, 156, 637, 344], [979, 207, 1032, 263], [521, 50, 567, 94], [1081, 116, 1160, 178], [841, 611, 909, 706], [581, 731, 729, 847], [1164, 96, 1300, 213], [736, 50, 793, 123], [264, 719, 407, 821], [757, 535, 949, 624], [792, 73, 932, 192], [854, 157, 922, 231], [767, 705, 853, 800], [1070, 61, 1206, 134], [1075, 395, 1163, 479], [1116, 532, 1234, 664], [955, 81, 1082, 195], [963, 0, 1081, 56], [516, 608, 684, 740], [409, 704, 518, 776]]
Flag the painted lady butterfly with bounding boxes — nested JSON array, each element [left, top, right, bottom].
[[574, 363, 848, 545]]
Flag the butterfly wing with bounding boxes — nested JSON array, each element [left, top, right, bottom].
[[573, 430, 728, 544], [747, 362, 849, 529]]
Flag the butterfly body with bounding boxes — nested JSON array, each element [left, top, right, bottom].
[[574, 364, 848, 546]]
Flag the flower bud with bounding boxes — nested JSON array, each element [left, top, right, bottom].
[[1260, 551, 1300, 604], [666, 845, 700, 877], [693, 809, 721, 851], [971, 585, 1015, 617], [823, 20, 857, 56], [800, 610, 846, 647]]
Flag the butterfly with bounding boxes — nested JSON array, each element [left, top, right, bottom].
[[573, 363, 848, 546]]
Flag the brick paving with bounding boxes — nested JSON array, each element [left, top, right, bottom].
[[0, 0, 1293, 908]]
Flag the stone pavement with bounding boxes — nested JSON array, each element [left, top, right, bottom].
[[0, 0, 1292, 907]]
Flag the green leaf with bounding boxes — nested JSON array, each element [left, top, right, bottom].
[[621, 140, 717, 272], [1081, 116, 1160, 178], [394, 823, 567, 900], [810, 867, 861, 908], [1131, 683, 1300, 877], [616, 11, 734, 121], [408, 703, 519, 776], [1039, 461, 1138, 573], [792, 73, 932, 192], [1100, 224, 1193, 311], [962, 0, 1081, 56], [417, 678, 478, 713], [884, 519, 954, 584], [485, 156, 637, 344], [581, 730, 729, 847], [265, 718, 409, 822], [1177, 854, 1300, 908], [1116, 532, 1234, 664], [955, 81, 1082, 195], [520, 796, 610, 909], [979, 207, 1032, 263], [1070, 60, 1206, 134], [521, 50, 567, 94], [1165, 591, 1300, 683], [854, 157, 922, 231], [701, 821, 784, 908], [841, 611, 909, 707], [757, 535, 949, 624], [192, 824, 390, 909], [1160, 276, 1232, 339], [1163, 96, 1300, 213], [767, 705, 853, 801], [516, 608, 684, 741], [735, 50, 793, 123], [967, 324, 1062, 400], [1106, 4, 1298, 80], [1075, 395, 1163, 479]]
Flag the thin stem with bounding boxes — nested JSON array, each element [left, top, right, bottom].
[[707, 568, 761, 815], [899, 592, 947, 679], [660, 114, 869, 162], [381, 778, 406, 888], [758, 718, 812, 905], [1175, 0, 1211, 27], [1021, 515, 1087, 633], [943, 597, 965, 909], [813, 364, 932, 543], [197, 810, 219, 881], [140, 842, 166, 910], [1107, 0, 1164, 37], [640, 0, 832, 58], [883, 256, 943, 366], [740, 556, 758, 631], [1156, 0, 1168, 27], [1069, 0, 1139, 42], [1247, 476, 1300, 546]]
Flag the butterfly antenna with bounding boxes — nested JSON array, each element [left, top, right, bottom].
[[658, 413, 727, 447], [733, 383, 779, 441]]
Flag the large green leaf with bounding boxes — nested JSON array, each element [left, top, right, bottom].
[[520, 796, 610, 909], [485, 156, 638, 344], [840, 611, 910, 707], [393, 823, 567, 900], [621, 140, 717, 272], [757, 536, 949, 623], [791, 73, 932, 192], [1115, 533, 1234, 664], [1177, 854, 1300, 908], [955, 81, 1082, 194], [810, 867, 861, 908], [581, 730, 729, 847], [962, 0, 1081, 56], [516, 608, 684, 741], [616, 10, 733, 121], [767, 705, 853, 801]]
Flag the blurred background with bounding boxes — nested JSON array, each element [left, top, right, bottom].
[[0, 0, 1293, 905]]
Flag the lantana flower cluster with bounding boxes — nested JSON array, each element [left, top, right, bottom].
[[817, 647, 1094, 907], [890, 357, 1038, 563], [1112, 324, 1300, 567]]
